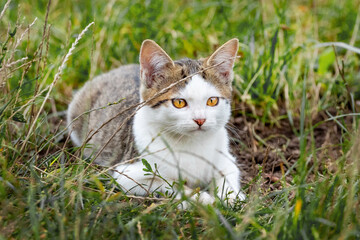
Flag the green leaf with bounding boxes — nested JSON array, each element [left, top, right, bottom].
[[142, 159, 152, 172], [12, 112, 26, 123], [318, 48, 335, 75]]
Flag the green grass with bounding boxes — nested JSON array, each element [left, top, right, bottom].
[[1, 0, 360, 239]]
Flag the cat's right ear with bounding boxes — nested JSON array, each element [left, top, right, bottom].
[[139, 40, 174, 88]]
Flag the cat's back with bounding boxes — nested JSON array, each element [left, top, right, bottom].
[[87, 64, 140, 108], [67, 64, 140, 166]]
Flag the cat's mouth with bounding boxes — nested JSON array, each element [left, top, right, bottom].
[[190, 126, 207, 132]]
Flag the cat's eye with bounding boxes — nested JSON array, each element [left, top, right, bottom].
[[207, 97, 219, 107], [172, 98, 187, 108]]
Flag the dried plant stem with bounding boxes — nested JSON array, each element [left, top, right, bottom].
[[345, 5, 360, 60], [332, 45, 357, 129], [35, 0, 51, 79], [113, 170, 151, 195], [0, 0, 11, 21], [125, 194, 170, 202], [95, 148, 167, 176], [29, 0, 52, 141], [0, 57, 28, 71], [18, 22, 94, 154], [0, 17, 36, 70], [1, 81, 52, 129], [0, 17, 37, 91], [25, 99, 126, 155], [90, 0, 116, 80], [15, 18, 38, 49]]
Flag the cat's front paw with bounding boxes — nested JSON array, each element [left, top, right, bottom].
[[194, 191, 215, 205], [222, 191, 246, 205], [176, 190, 215, 210], [237, 191, 246, 201]]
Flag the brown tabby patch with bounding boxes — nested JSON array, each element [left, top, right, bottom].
[[142, 58, 233, 107], [202, 57, 233, 99]]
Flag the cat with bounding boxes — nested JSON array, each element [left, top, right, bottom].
[[67, 38, 245, 205]]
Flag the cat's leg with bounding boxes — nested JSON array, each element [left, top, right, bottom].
[[113, 161, 176, 197], [213, 161, 245, 203], [175, 186, 215, 209], [182, 186, 215, 204], [113, 161, 215, 206]]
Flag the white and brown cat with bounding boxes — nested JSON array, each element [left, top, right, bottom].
[[67, 38, 245, 205]]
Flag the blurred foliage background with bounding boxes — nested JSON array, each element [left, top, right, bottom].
[[3, 0, 360, 116]]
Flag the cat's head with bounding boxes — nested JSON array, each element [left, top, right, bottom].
[[138, 39, 238, 136]]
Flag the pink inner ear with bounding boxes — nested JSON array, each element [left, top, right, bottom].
[[212, 58, 233, 78], [140, 67, 149, 88], [145, 71, 154, 88], [221, 71, 229, 78], [207, 39, 238, 81], [140, 40, 174, 89], [141, 66, 166, 88]]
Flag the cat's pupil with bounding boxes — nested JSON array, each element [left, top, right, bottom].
[[207, 97, 219, 106], [172, 98, 187, 108]]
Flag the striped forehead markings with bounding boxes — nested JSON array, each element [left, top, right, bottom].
[[151, 99, 169, 108]]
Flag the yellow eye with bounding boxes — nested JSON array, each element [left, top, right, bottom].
[[207, 97, 219, 107], [172, 98, 187, 108]]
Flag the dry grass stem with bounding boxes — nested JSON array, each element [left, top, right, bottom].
[[14, 17, 38, 49], [19, 21, 94, 153], [0, 0, 11, 21], [0, 57, 28, 69]]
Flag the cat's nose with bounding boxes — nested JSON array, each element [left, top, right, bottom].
[[193, 118, 206, 126]]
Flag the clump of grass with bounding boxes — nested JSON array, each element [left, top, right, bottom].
[[1, 0, 360, 239]]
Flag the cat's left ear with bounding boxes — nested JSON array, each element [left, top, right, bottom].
[[206, 38, 239, 83]]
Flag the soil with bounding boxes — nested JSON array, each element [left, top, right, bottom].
[[229, 106, 351, 190]]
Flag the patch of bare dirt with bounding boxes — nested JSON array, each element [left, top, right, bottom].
[[230, 107, 351, 189]]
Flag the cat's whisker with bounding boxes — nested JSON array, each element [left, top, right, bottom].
[[225, 125, 243, 146], [160, 126, 186, 137], [225, 123, 241, 137]]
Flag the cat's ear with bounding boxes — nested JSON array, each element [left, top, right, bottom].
[[206, 38, 239, 82], [139, 40, 174, 88]]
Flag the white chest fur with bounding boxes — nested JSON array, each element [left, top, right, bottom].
[[113, 75, 244, 202], [133, 107, 234, 187]]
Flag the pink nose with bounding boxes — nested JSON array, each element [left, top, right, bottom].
[[193, 118, 206, 126]]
